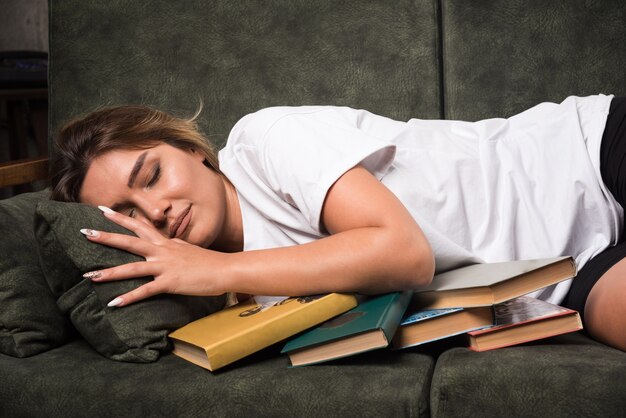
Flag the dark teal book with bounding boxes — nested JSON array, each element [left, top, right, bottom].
[[281, 291, 412, 366]]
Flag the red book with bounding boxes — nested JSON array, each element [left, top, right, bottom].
[[467, 296, 582, 352]]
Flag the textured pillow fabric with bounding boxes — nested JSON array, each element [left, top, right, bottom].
[[35, 200, 226, 363], [0, 191, 73, 357]]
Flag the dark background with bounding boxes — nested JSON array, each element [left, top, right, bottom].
[[0, 0, 49, 198]]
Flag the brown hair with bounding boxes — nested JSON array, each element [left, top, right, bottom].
[[50, 105, 219, 202]]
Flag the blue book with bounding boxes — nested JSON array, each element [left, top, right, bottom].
[[281, 291, 412, 366], [392, 306, 493, 349]]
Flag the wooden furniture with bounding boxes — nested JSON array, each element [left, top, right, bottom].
[[0, 157, 48, 188], [0, 88, 49, 160], [0, 88, 49, 195]]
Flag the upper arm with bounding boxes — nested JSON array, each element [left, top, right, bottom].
[[321, 165, 435, 287], [321, 165, 420, 235]]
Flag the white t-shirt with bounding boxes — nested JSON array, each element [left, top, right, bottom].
[[218, 95, 620, 304]]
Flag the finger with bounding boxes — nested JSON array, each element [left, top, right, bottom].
[[83, 261, 155, 282], [106, 281, 164, 308], [98, 206, 166, 242], [80, 228, 153, 256]]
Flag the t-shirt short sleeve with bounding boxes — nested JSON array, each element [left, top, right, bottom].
[[221, 107, 398, 233]]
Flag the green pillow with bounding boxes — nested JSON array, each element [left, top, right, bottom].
[[35, 200, 226, 362], [0, 191, 73, 357]]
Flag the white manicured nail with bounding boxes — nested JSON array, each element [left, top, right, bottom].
[[98, 206, 116, 215], [80, 228, 100, 238], [83, 271, 102, 280], [107, 297, 123, 307]]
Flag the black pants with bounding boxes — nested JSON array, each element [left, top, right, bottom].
[[563, 96, 626, 319]]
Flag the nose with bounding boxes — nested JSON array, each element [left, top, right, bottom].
[[136, 195, 170, 230], [149, 204, 168, 229]]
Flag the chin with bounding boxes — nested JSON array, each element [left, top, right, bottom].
[[186, 231, 209, 248], [183, 233, 200, 246]]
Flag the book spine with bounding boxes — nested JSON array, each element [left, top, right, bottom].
[[379, 291, 413, 341], [205, 294, 358, 370]]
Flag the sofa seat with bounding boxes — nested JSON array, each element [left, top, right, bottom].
[[430, 333, 626, 418], [1, 339, 435, 418]]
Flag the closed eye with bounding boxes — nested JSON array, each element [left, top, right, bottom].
[[147, 163, 161, 188], [117, 161, 160, 218], [110, 203, 136, 218]]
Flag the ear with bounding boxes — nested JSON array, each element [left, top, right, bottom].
[[189, 148, 206, 162]]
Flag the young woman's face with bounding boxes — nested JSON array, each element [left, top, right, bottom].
[[80, 144, 227, 248]]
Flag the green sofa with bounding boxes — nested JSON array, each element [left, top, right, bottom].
[[2, 1, 626, 417]]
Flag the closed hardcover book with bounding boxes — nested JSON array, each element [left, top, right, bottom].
[[411, 256, 576, 310], [168, 293, 358, 371], [281, 291, 412, 366], [391, 306, 494, 349], [467, 296, 583, 351]]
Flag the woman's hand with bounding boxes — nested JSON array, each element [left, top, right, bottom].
[[81, 207, 227, 307]]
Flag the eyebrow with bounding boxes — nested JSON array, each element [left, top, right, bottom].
[[127, 151, 148, 188]]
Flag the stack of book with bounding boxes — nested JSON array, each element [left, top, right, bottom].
[[169, 256, 582, 371], [392, 256, 581, 352]]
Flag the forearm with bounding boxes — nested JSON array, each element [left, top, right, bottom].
[[219, 226, 435, 296]]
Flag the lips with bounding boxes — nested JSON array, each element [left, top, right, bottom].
[[169, 205, 192, 239]]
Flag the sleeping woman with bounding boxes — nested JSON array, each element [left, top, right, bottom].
[[50, 94, 626, 351]]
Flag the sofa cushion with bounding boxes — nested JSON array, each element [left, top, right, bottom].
[[0, 338, 434, 417], [0, 191, 73, 357], [35, 200, 226, 363], [430, 333, 626, 418]]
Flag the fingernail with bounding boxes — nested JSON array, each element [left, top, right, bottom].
[[83, 271, 102, 280], [80, 228, 100, 238], [107, 297, 123, 307], [98, 206, 116, 215]]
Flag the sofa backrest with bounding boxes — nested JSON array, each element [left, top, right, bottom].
[[49, 0, 441, 150], [441, 0, 626, 120], [49, 0, 626, 150]]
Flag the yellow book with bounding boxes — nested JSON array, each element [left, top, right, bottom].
[[168, 293, 358, 371]]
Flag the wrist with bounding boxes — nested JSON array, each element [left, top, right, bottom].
[[212, 250, 241, 295]]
